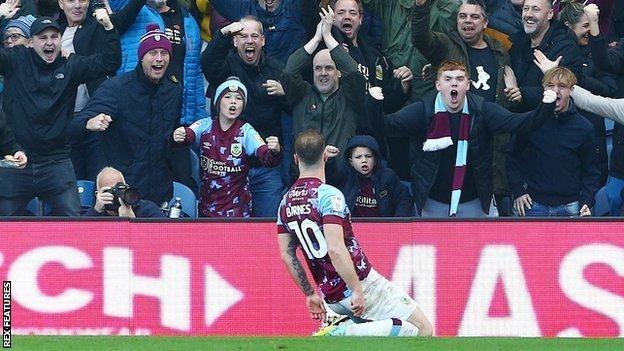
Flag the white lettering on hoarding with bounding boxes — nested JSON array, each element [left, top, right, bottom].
[[559, 244, 624, 336], [102, 248, 191, 331], [391, 245, 436, 332], [7, 246, 93, 313], [458, 245, 540, 336]]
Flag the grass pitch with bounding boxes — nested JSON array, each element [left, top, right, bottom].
[[9, 336, 624, 351]]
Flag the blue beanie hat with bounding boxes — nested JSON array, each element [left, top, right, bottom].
[[5, 15, 36, 38], [213, 76, 248, 110]]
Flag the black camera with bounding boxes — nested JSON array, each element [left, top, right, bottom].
[[104, 182, 141, 210]]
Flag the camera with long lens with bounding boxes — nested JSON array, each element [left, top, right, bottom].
[[103, 182, 141, 210]]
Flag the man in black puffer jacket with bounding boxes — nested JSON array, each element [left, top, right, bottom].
[[327, 135, 413, 217], [508, 0, 583, 112], [76, 24, 180, 205]]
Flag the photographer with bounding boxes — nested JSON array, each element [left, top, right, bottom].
[[83, 167, 165, 218]]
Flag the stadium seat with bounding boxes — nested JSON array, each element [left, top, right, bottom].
[[593, 186, 609, 217], [26, 197, 42, 216], [170, 181, 198, 217], [77, 180, 95, 209]]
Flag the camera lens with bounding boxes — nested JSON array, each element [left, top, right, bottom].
[[122, 187, 141, 206]]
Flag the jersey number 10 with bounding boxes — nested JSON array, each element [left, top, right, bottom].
[[287, 219, 328, 259]]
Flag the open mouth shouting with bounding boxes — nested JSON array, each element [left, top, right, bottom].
[[152, 64, 165, 75], [450, 90, 459, 104], [42, 47, 57, 62], [341, 22, 354, 36], [244, 46, 256, 62]]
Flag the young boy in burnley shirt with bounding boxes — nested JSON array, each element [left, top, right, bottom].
[[173, 77, 281, 217], [327, 135, 413, 217]]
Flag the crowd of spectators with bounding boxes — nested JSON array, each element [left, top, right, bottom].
[[1, 0, 624, 218]]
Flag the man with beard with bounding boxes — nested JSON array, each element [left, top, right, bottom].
[[201, 16, 287, 217], [383, 60, 556, 217], [109, 0, 207, 192], [508, 0, 583, 111], [0, 13, 120, 216], [412, 0, 514, 215], [76, 25, 181, 205]]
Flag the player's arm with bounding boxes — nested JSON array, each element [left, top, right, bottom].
[[323, 223, 365, 316], [278, 233, 326, 321]]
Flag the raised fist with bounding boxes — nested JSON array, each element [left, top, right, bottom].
[[266, 136, 281, 153], [542, 89, 557, 104]]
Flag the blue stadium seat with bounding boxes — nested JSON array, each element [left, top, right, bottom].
[[77, 180, 96, 209], [169, 181, 198, 217], [26, 197, 41, 216], [593, 186, 609, 217]]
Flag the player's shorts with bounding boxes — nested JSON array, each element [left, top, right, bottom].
[[327, 268, 418, 322]]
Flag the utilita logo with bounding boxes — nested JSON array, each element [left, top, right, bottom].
[[0, 247, 243, 332]]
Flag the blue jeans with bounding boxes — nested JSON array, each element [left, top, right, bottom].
[[0, 158, 81, 216], [523, 200, 580, 217], [249, 166, 283, 218], [605, 175, 624, 216]]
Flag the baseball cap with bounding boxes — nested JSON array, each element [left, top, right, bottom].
[[30, 17, 61, 36]]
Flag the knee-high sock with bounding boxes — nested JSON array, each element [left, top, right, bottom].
[[340, 318, 419, 336]]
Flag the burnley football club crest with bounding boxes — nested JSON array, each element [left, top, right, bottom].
[[231, 143, 242, 157]]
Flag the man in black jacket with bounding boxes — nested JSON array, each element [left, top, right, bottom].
[[0, 15, 121, 216], [83, 167, 166, 218], [77, 24, 180, 205], [508, 67, 599, 217], [384, 60, 556, 217], [201, 16, 287, 217], [508, 0, 583, 112]]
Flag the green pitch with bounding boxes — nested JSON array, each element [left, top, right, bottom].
[[9, 336, 624, 351]]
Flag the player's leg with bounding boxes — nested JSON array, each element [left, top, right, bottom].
[[317, 269, 432, 337]]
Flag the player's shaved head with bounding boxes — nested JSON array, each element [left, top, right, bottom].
[[295, 129, 325, 166]]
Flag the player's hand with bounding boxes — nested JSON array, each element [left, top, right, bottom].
[[369, 86, 384, 101], [350, 290, 365, 317], [542, 89, 557, 104], [579, 204, 591, 217], [221, 21, 244, 36], [94, 186, 114, 213], [266, 136, 281, 153], [263, 79, 285, 96], [533, 50, 561, 74], [504, 86, 522, 103], [324, 145, 340, 159], [514, 194, 533, 217], [12, 151, 27, 169], [94, 8, 114, 30], [306, 293, 327, 322], [86, 113, 112, 132], [173, 126, 186, 143]]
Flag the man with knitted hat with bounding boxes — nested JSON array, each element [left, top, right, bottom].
[[383, 60, 557, 217], [76, 24, 182, 205], [3, 15, 35, 48]]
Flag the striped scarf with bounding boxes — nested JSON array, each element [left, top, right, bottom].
[[423, 93, 471, 217]]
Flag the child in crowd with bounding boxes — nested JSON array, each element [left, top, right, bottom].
[[327, 135, 413, 217], [173, 77, 281, 217]]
